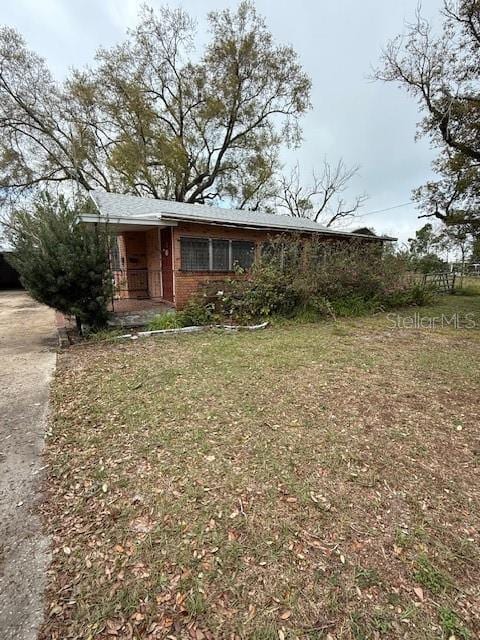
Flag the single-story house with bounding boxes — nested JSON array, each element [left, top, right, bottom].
[[81, 191, 395, 309]]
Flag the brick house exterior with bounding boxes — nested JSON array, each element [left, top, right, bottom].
[[81, 191, 394, 310]]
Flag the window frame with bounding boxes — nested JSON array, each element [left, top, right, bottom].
[[179, 237, 210, 271], [180, 236, 256, 272]]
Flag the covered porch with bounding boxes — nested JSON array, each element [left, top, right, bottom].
[[105, 218, 176, 308]]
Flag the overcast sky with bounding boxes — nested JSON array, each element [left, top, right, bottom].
[[2, 0, 444, 243]]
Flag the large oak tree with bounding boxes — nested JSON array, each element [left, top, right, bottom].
[[375, 0, 480, 227], [0, 2, 311, 209]]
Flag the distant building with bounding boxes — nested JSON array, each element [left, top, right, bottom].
[[0, 249, 22, 289]]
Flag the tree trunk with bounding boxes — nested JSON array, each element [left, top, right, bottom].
[[75, 315, 83, 336]]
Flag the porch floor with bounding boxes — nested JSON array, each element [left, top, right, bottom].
[[110, 298, 172, 314], [108, 298, 173, 329]]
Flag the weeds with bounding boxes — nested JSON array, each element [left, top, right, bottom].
[[414, 555, 452, 595], [439, 606, 470, 639]]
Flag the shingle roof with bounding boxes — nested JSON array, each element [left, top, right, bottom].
[[90, 191, 394, 239]]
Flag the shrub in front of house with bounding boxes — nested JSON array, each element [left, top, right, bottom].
[[195, 235, 435, 323], [147, 299, 214, 330], [5, 193, 113, 333], [148, 311, 187, 330]]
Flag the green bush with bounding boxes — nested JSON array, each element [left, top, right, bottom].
[[194, 235, 435, 324], [147, 300, 214, 331], [202, 273, 297, 323], [5, 193, 113, 332], [180, 298, 214, 326], [330, 295, 382, 317], [381, 284, 436, 308], [148, 312, 187, 330]]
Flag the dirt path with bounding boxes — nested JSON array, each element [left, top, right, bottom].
[[0, 291, 56, 640]]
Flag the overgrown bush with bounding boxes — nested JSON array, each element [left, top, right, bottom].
[[196, 235, 435, 323], [181, 298, 214, 326], [5, 193, 112, 332]]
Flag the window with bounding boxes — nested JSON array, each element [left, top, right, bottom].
[[232, 241, 255, 269], [212, 239, 229, 270], [180, 237, 255, 271], [180, 238, 209, 270]]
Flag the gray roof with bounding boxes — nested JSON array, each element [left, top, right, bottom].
[[90, 191, 394, 239]]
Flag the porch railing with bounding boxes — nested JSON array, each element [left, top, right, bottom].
[[112, 269, 162, 298]]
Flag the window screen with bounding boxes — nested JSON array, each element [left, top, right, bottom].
[[180, 237, 256, 271], [212, 239, 229, 270], [110, 237, 121, 270], [232, 241, 255, 269], [181, 238, 209, 271]]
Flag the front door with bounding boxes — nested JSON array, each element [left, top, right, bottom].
[[160, 228, 174, 302]]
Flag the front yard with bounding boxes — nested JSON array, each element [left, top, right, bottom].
[[41, 292, 480, 639]]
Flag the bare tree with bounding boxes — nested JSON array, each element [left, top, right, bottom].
[[276, 160, 367, 227]]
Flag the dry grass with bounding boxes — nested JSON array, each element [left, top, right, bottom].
[[41, 292, 480, 639]]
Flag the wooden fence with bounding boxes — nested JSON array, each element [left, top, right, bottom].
[[420, 271, 457, 294]]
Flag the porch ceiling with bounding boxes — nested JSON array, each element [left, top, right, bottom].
[[80, 214, 177, 232]]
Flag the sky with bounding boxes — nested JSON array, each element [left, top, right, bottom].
[[1, 0, 445, 244]]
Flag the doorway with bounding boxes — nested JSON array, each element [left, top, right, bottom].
[[160, 228, 174, 302]]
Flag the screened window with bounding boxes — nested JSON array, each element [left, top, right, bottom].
[[110, 237, 121, 270], [212, 239, 229, 270], [180, 237, 255, 271], [180, 238, 209, 270], [232, 241, 255, 269]]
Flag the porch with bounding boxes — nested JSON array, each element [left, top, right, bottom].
[[108, 297, 173, 329], [109, 296, 172, 314], [111, 225, 175, 306]]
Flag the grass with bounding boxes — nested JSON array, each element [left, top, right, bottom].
[[40, 290, 480, 639]]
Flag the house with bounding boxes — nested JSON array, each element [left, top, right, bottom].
[[351, 226, 377, 237], [81, 191, 394, 309]]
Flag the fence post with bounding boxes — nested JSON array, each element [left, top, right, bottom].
[[451, 271, 456, 294]]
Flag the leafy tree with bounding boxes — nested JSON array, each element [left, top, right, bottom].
[[375, 1, 480, 227], [437, 224, 476, 284], [5, 193, 113, 332], [0, 2, 311, 209], [408, 222, 477, 276], [276, 160, 367, 227], [408, 224, 440, 256], [408, 224, 446, 273], [470, 235, 480, 264]]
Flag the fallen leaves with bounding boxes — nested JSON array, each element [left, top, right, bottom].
[[413, 586, 424, 602], [39, 306, 480, 640], [129, 516, 154, 534]]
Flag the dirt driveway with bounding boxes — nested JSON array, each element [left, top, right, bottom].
[[0, 291, 56, 640]]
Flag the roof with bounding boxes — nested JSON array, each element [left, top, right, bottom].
[[89, 191, 395, 240], [351, 227, 377, 236]]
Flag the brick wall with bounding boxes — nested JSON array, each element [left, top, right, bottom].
[[172, 223, 284, 309]]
